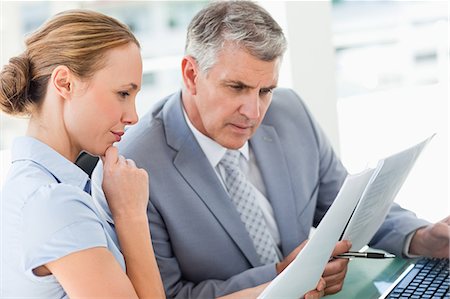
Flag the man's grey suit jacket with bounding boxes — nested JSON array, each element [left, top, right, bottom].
[[97, 88, 428, 298]]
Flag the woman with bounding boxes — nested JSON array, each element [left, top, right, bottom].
[[0, 9, 325, 299], [0, 9, 165, 298]]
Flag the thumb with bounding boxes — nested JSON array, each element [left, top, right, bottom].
[[332, 240, 352, 256]]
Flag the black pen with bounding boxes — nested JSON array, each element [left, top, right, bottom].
[[336, 252, 396, 259]]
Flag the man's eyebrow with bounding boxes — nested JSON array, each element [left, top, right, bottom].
[[223, 80, 254, 88], [222, 80, 277, 90], [263, 84, 277, 90]]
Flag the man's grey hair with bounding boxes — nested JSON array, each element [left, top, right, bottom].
[[185, 0, 287, 73]]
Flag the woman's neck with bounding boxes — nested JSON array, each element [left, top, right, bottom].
[[26, 98, 80, 162]]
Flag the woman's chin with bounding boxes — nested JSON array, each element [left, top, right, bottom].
[[83, 147, 106, 157], [81, 141, 115, 157], [100, 143, 117, 156]]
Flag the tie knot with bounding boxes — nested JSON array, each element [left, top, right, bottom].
[[220, 150, 241, 170]]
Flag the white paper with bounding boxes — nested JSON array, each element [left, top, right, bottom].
[[258, 134, 433, 299], [342, 135, 433, 251], [258, 168, 375, 299]]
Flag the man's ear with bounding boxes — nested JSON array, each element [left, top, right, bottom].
[[181, 56, 199, 96], [51, 65, 73, 99]]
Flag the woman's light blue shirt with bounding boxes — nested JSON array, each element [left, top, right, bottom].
[[0, 136, 124, 298]]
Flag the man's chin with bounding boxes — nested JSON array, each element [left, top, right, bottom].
[[218, 138, 248, 150]]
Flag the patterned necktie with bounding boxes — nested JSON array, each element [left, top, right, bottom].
[[219, 149, 279, 264]]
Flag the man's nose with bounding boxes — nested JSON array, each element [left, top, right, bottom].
[[239, 93, 260, 120]]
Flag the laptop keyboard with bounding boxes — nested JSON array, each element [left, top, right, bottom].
[[386, 257, 449, 299]]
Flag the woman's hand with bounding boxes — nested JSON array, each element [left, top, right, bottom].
[[101, 146, 149, 220], [100, 146, 165, 298]]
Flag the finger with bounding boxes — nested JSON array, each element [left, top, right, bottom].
[[100, 146, 111, 164], [316, 277, 326, 292], [323, 258, 349, 277], [324, 282, 345, 295], [103, 146, 119, 166], [323, 264, 347, 295], [305, 277, 327, 299], [126, 158, 136, 167], [118, 155, 126, 165], [323, 267, 347, 287], [323, 261, 348, 294], [331, 240, 352, 256], [304, 290, 322, 299]]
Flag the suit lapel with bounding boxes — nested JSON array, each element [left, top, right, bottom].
[[162, 94, 262, 267], [251, 125, 300, 256]]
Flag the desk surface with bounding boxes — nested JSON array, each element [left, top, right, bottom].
[[326, 257, 413, 299]]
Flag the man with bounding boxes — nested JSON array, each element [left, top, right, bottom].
[[93, 1, 450, 298]]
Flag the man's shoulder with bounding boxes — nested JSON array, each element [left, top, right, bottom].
[[266, 87, 309, 118], [119, 107, 163, 149], [273, 87, 297, 98], [122, 91, 180, 139], [117, 91, 181, 160]]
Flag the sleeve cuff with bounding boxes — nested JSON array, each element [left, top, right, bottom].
[[24, 220, 107, 281]]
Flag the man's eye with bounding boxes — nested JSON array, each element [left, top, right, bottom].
[[231, 85, 244, 90], [260, 88, 273, 95]]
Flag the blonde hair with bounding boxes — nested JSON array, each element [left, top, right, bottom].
[[0, 9, 140, 116]]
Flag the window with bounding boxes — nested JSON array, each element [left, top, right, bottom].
[[332, 1, 449, 221], [0, 1, 206, 150]]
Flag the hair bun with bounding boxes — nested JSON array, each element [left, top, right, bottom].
[[0, 54, 33, 115]]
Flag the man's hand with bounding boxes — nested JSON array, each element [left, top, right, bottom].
[[323, 240, 352, 295], [304, 277, 326, 299], [409, 216, 450, 258], [276, 239, 351, 296], [217, 279, 326, 299]]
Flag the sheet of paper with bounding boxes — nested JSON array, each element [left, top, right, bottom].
[[341, 135, 433, 251], [258, 168, 375, 299], [258, 134, 433, 299]]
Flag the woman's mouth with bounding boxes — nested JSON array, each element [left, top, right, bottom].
[[111, 131, 124, 142]]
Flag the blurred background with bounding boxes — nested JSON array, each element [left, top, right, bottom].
[[1, 1, 448, 223]]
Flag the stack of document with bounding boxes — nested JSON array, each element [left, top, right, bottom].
[[258, 135, 434, 299]]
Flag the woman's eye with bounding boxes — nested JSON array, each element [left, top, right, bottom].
[[118, 91, 130, 98]]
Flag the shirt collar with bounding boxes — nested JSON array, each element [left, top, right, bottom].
[[11, 136, 90, 190], [182, 107, 249, 168]]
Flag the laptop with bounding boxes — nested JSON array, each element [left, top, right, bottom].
[[379, 257, 449, 298]]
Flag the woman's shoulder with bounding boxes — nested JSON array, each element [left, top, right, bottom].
[[23, 181, 98, 226], [21, 181, 107, 254]]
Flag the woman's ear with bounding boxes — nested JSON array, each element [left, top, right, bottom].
[[181, 56, 198, 96], [51, 66, 73, 99]]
